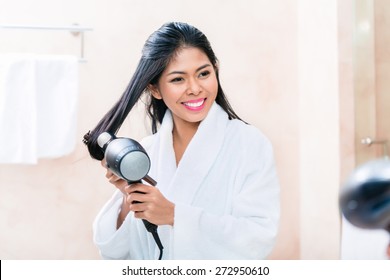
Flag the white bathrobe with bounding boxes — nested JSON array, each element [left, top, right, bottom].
[[93, 103, 280, 259]]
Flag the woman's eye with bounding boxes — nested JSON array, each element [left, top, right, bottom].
[[199, 71, 210, 78], [170, 77, 183, 83]]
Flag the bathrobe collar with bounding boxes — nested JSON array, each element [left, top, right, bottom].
[[155, 102, 229, 204]]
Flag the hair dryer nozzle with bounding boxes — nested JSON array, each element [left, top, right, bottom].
[[97, 132, 114, 149]]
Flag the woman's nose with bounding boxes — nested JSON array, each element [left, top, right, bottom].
[[186, 79, 201, 95]]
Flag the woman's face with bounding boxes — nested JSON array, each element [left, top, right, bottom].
[[150, 47, 218, 128]]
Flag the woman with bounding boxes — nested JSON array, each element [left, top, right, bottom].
[[83, 22, 280, 260]]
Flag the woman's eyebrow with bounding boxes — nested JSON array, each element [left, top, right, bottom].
[[167, 64, 211, 76]]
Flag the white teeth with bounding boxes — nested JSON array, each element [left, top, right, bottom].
[[184, 99, 204, 107]]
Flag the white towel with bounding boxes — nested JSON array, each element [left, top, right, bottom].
[[0, 54, 37, 163], [34, 55, 79, 159], [0, 54, 79, 164]]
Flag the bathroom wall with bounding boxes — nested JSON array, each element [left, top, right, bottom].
[[298, 0, 342, 259], [0, 0, 350, 259]]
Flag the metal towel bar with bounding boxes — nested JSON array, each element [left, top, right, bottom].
[[0, 23, 93, 62]]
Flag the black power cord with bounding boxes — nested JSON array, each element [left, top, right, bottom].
[[132, 179, 164, 260], [142, 219, 164, 260]]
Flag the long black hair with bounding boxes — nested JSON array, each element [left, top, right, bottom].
[[83, 22, 242, 160]]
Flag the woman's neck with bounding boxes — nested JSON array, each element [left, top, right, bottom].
[[172, 118, 200, 165]]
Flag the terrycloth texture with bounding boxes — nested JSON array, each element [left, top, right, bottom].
[[93, 103, 280, 259], [0, 54, 79, 163]]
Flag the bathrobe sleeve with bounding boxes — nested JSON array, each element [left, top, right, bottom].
[[92, 190, 132, 259], [172, 127, 280, 259], [93, 190, 155, 260]]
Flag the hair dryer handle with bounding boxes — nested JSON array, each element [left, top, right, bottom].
[[127, 178, 164, 255], [127, 177, 158, 233], [143, 175, 157, 186]]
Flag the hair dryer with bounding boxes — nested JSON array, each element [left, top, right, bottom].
[[97, 132, 163, 259], [97, 132, 156, 186], [339, 159, 390, 233]]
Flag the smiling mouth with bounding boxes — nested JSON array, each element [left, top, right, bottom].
[[182, 98, 206, 109]]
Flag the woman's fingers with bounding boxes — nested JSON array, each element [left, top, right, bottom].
[[107, 172, 121, 183], [123, 184, 174, 226], [127, 191, 146, 204], [103, 165, 128, 193], [125, 184, 152, 195]]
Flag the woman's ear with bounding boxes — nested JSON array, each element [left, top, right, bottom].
[[148, 84, 162, 100]]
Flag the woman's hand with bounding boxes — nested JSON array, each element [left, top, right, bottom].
[[101, 159, 131, 228], [124, 183, 175, 226], [101, 159, 175, 227], [101, 159, 128, 195]]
